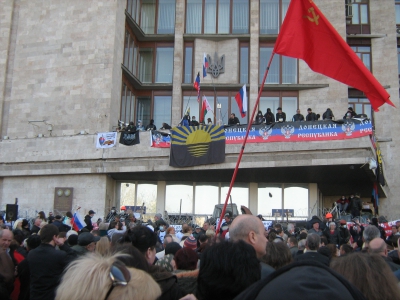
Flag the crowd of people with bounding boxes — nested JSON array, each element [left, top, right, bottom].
[[0, 208, 399, 300], [252, 106, 362, 125]]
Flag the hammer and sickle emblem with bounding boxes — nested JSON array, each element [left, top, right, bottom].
[[305, 7, 319, 25]]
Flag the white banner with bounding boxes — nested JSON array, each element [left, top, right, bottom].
[[262, 221, 273, 230], [96, 132, 117, 148]]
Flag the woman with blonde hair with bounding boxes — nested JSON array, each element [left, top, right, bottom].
[[95, 236, 111, 256], [166, 226, 180, 243], [55, 253, 161, 300]]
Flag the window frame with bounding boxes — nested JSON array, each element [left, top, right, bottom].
[[185, 0, 249, 34], [346, 0, 370, 34], [258, 91, 299, 121]]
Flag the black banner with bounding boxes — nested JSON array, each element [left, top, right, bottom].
[[119, 131, 140, 146]]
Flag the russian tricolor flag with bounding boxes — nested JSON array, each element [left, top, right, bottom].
[[71, 211, 85, 231], [203, 53, 209, 78], [235, 85, 247, 118], [193, 72, 200, 102]]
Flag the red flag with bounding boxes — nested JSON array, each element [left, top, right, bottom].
[[273, 0, 394, 112], [193, 72, 200, 103]]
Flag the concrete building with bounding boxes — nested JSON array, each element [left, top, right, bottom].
[[0, 0, 399, 221]]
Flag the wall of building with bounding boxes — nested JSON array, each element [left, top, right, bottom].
[[0, 174, 109, 218], [1, 0, 124, 139]]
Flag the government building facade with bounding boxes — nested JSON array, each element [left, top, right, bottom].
[[0, 0, 399, 222]]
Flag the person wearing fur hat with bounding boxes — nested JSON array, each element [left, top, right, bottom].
[[308, 219, 323, 236]]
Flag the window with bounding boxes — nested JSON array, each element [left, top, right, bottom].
[[346, 0, 370, 34], [153, 96, 172, 127], [195, 183, 219, 214], [136, 44, 174, 83], [240, 44, 249, 84], [120, 89, 171, 128], [259, 46, 297, 84], [157, 0, 176, 34], [348, 98, 372, 117], [137, 183, 157, 214], [186, 0, 249, 34], [184, 44, 193, 83], [139, 48, 153, 83], [126, 0, 176, 34], [259, 92, 298, 121], [127, 0, 140, 23], [183, 91, 248, 125], [155, 48, 174, 83], [396, 0, 400, 25], [121, 83, 135, 124], [351, 46, 371, 71], [258, 184, 309, 219], [123, 30, 138, 76], [221, 183, 249, 209], [166, 183, 193, 214], [260, 0, 290, 34]]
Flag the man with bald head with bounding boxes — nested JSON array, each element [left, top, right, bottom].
[[230, 214, 273, 278], [0, 229, 15, 298], [368, 237, 400, 272]]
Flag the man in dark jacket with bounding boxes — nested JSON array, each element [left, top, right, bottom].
[[27, 224, 76, 300], [84, 210, 95, 231], [52, 215, 70, 232], [349, 193, 362, 217], [306, 108, 317, 121], [276, 107, 286, 122], [292, 109, 304, 121], [294, 233, 330, 266]]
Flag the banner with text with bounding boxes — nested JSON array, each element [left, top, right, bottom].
[[224, 119, 372, 144], [96, 132, 117, 148]]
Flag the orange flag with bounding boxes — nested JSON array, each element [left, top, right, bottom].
[[273, 0, 394, 112]]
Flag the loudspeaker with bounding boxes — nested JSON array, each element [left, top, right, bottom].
[[6, 204, 18, 221]]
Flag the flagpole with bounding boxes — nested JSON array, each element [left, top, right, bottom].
[[215, 52, 276, 234]]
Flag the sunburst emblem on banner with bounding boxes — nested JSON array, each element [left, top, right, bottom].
[[171, 126, 225, 157]]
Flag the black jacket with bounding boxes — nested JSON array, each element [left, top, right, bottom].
[[264, 112, 275, 124], [52, 220, 70, 232], [292, 114, 304, 121], [228, 117, 240, 125], [84, 215, 93, 231], [306, 112, 317, 121], [294, 251, 330, 267], [276, 112, 286, 122], [324, 228, 342, 246], [27, 243, 76, 300]]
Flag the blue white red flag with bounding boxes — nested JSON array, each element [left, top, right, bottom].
[[193, 72, 200, 102], [235, 84, 247, 118], [203, 53, 209, 78], [71, 211, 85, 231]]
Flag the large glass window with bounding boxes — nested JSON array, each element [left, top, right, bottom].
[[157, 0, 176, 34], [155, 48, 174, 83], [186, 0, 202, 33], [259, 0, 290, 34], [346, 0, 370, 34], [284, 185, 308, 219], [127, 0, 140, 23], [221, 183, 249, 210], [351, 46, 371, 71], [141, 0, 156, 34], [186, 0, 249, 34], [166, 183, 193, 214], [154, 96, 172, 128], [195, 183, 219, 214], [348, 98, 372, 117], [258, 184, 309, 219], [396, 0, 400, 25], [240, 45, 249, 84], [127, 0, 176, 34], [120, 83, 135, 124], [260, 46, 297, 84], [136, 97, 151, 127], [258, 184, 282, 217], [184, 45, 193, 83], [137, 183, 157, 214], [259, 93, 298, 121], [139, 48, 153, 82], [123, 30, 138, 76]]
